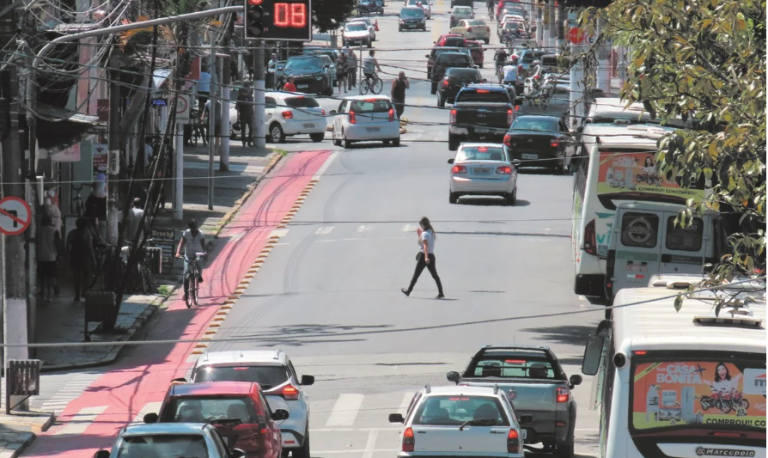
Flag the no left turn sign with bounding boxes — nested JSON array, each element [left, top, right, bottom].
[[0, 197, 32, 236]]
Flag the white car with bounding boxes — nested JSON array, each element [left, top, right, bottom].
[[447, 143, 519, 205], [388, 385, 525, 458], [229, 92, 327, 144], [343, 21, 373, 47], [406, 0, 432, 19], [352, 17, 377, 41], [331, 95, 401, 148], [93, 423, 244, 458]]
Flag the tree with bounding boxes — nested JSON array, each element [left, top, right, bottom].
[[312, 0, 355, 33], [583, 0, 766, 294]]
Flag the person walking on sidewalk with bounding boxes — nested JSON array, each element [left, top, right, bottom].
[[201, 98, 222, 149], [236, 82, 255, 147], [391, 71, 410, 119], [335, 53, 348, 93], [401, 216, 445, 299], [345, 47, 357, 89], [176, 219, 209, 302], [67, 217, 97, 302], [126, 197, 146, 244], [37, 215, 61, 302]]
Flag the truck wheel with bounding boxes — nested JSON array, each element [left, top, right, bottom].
[[556, 439, 574, 458], [430, 81, 437, 94], [448, 134, 459, 151]]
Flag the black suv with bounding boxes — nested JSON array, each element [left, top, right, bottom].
[[437, 67, 483, 107], [430, 52, 475, 94], [283, 55, 333, 96]]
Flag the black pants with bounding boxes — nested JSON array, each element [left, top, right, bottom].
[[240, 116, 253, 145], [393, 97, 405, 118], [72, 265, 91, 300], [406, 253, 443, 295]]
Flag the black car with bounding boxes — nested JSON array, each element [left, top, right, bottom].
[[398, 6, 426, 31], [437, 67, 483, 107], [448, 84, 520, 150], [283, 55, 333, 96], [502, 115, 575, 174], [426, 46, 470, 79], [358, 0, 384, 15], [430, 52, 475, 94]]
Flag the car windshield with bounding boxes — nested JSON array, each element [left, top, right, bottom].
[[456, 146, 506, 162], [350, 99, 392, 113], [456, 90, 508, 103], [401, 8, 424, 17], [284, 97, 320, 108], [505, 22, 522, 29], [436, 54, 470, 65], [454, 7, 471, 15], [442, 37, 465, 47], [469, 351, 557, 379], [412, 396, 510, 426], [446, 68, 480, 80], [522, 51, 545, 63], [511, 117, 558, 131], [468, 20, 486, 26], [162, 396, 261, 423], [346, 23, 367, 31], [116, 434, 209, 458], [286, 58, 321, 71], [193, 366, 290, 389]]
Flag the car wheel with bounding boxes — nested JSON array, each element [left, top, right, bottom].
[[449, 192, 459, 204], [383, 140, 391, 146], [480, 63, 484, 68], [343, 138, 352, 148], [430, 81, 437, 94], [324, 84, 333, 96], [556, 439, 574, 458], [392, 138, 401, 147], [398, 26, 402, 31], [484, 38, 490, 44], [333, 138, 341, 146], [293, 433, 310, 458], [270, 123, 285, 143], [310, 133, 325, 142], [505, 189, 517, 205], [448, 134, 459, 151]]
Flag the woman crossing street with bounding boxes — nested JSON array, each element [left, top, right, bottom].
[[401, 216, 445, 299]]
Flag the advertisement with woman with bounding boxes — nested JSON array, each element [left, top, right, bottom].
[[632, 361, 766, 431]]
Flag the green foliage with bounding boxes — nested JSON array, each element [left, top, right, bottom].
[[586, 0, 766, 284], [312, 0, 355, 33]]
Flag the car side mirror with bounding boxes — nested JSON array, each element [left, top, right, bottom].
[[576, 126, 584, 134], [446, 371, 460, 384], [582, 334, 605, 376], [569, 374, 583, 388], [514, 97, 523, 106], [447, 158, 454, 164], [272, 409, 290, 421], [518, 415, 533, 425], [143, 413, 159, 424], [231, 449, 247, 458], [425, 54, 430, 58], [300, 375, 315, 386], [388, 413, 405, 423], [330, 110, 337, 115], [94, 451, 110, 458]]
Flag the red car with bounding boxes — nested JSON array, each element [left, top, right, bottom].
[[465, 40, 484, 68], [434, 33, 467, 47], [144, 382, 289, 458]]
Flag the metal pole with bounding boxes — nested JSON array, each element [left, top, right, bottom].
[[568, 9, 584, 130], [220, 56, 230, 171], [207, 35, 216, 210], [107, 69, 121, 245], [548, 1, 556, 51], [173, 119, 183, 220], [596, 16, 610, 95], [253, 40, 266, 148]]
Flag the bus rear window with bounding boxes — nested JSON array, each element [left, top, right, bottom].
[[666, 216, 703, 251]]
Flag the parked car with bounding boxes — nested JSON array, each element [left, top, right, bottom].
[[430, 52, 475, 94], [405, 0, 431, 18], [450, 5, 473, 27], [448, 84, 520, 150], [357, 0, 384, 15], [398, 6, 427, 31], [331, 95, 401, 148], [434, 33, 467, 47], [426, 46, 472, 79], [343, 21, 373, 47], [144, 382, 289, 458], [502, 115, 575, 174], [447, 143, 519, 205], [465, 40, 484, 68], [450, 19, 491, 44], [437, 67, 483, 107], [446, 345, 582, 457], [283, 55, 333, 96], [316, 54, 336, 88], [388, 385, 525, 458], [93, 423, 246, 458], [187, 350, 315, 458]]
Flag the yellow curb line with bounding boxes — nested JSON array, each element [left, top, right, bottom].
[[277, 224, 287, 228], [205, 330, 217, 335], [209, 322, 221, 327], [220, 305, 233, 310]]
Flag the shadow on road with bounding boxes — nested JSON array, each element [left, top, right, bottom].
[[456, 197, 531, 207], [521, 324, 594, 348]]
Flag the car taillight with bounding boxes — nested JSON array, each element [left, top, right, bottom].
[[507, 109, 513, 125], [503, 133, 512, 147], [321, 109, 326, 115], [518, 64, 523, 72], [497, 166, 512, 174], [281, 384, 300, 400], [389, 108, 395, 122], [281, 110, 293, 119], [450, 15, 455, 20], [507, 429, 520, 453], [349, 111, 356, 124], [402, 427, 415, 452], [557, 386, 569, 403], [449, 109, 457, 124], [442, 79, 450, 87], [550, 138, 559, 148], [466, 27, 473, 32], [584, 219, 597, 255], [452, 165, 467, 174]]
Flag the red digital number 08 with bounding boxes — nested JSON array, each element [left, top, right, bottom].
[[274, 3, 306, 27]]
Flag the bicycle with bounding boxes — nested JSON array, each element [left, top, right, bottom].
[[125, 243, 157, 294], [189, 108, 207, 146], [360, 72, 383, 95], [183, 252, 207, 308]]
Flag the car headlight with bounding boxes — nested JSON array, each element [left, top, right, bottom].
[[315, 75, 324, 80], [420, 18, 426, 22]]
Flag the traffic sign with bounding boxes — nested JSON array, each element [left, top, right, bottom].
[[176, 94, 191, 124], [0, 197, 32, 236], [568, 27, 584, 44], [585, 33, 597, 45]]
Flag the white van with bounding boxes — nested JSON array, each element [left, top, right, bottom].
[[581, 276, 767, 458]]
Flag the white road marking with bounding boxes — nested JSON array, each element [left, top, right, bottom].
[[342, 238, 365, 241], [54, 405, 109, 435], [316, 226, 334, 235], [312, 151, 339, 181], [361, 430, 379, 458], [402, 224, 418, 232], [38, 372, 103, 415], [325, 394, 365, 427], [357, 225, 372, 233], [131, 401, 162, 424], [269, 228, 290, 238], [310, 427, 400, 433], [312, 449, 398, 454], [397, 392, 414, 416], [185, 162, 250, 173]]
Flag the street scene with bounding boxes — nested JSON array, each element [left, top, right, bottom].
[[0, 0, 764, 457]]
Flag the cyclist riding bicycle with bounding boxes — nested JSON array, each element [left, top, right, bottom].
[[175, 219, 209, 302], [362, 50, 382, 87], [494, 47, 509, 77], [487, 0, 495, 17]]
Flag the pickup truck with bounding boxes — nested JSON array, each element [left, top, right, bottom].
[[446, 345, 582, 458], [448, 84, 521, 151]]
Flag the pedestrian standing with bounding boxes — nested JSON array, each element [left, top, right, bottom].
[[37, 215, 61, 302], [201, 98, 222, 148], [126, 197, 146, 244], [197, 65, 211, 109], [336, 53, 348, 93], [267, 53, 279, 89], [283, 76, 297, 92], [236, 82, 255, 146], [391, 71, 409, 119], [346, 47, 357, 89], [67, 217, 97, 302], [401, 216, 444, 299]]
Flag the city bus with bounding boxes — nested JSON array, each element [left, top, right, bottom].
[[580, 276, 767, 458]]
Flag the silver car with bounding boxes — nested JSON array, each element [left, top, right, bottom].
[[93, 423, 244, 458], [189, 350, 314, 458], [447, 143, 519, 205]]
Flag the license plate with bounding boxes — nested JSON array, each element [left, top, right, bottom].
[[521, 429, 528, 440], [297, 84, 309, 88], [366, 127, 381, 132], [475, 128, 490, 133], [473, 167, 491, 174], [303, 123, 315, 128], [522, 153, 538, 159]]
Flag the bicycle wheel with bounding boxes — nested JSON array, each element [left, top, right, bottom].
[[360, 79, 370, 95], [371, 78, 383, 94], [192, 281, 199, 306], [186, 276, 195, 308]]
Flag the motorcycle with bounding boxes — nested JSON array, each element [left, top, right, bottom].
[[700, 389, 749, 415]]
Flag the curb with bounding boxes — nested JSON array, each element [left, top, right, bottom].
[[7, 431, 36, 458]]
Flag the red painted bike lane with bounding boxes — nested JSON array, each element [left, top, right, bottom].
[[23, 150, 332, 457]]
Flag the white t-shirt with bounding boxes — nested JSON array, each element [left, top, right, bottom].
[[419, 229, 436, 254], [363, 56, 376, 74], [712, 378, 739, 394], [182, 229, 206, 258]]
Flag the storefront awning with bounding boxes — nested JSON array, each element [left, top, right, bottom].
[[36, 103, 101, 150]]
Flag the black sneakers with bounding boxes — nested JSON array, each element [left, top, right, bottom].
[[400, 288, 410, 297], [437, 293, 445, 299]]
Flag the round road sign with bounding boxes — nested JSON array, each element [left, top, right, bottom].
[[568, 27, 584, 44], [0, 197, 32, 236], [176, 94, 188, 115]]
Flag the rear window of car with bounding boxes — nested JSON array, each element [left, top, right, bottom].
[[442, 37, 465, 47], [445, 68, 480, 79], [436, 54, 471, 65], [504, 21, 523, 29], [346, 23, 367, 31], [412, 396, 510, 426], [285, 97, 320, 108], [456, 89, 508, 103], [117, 435, 208, 458], [401, 7, 424, 17], [453, 6, 471, 14], [522, 51, 545, 63], [468, 20, 486, 26], [162, 396, 262, 423], [350, 99, 392, 113], [510, 117, 558, 131], [470, 353, 557, 379], [457, 146, 506, 162], [193, 365, 290, 389]]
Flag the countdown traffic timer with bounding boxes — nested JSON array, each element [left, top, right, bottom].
[[244, 0, 312, 41]]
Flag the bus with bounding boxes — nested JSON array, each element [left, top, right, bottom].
[[570, 123, 708, 297], [581, 276, 767, 458]]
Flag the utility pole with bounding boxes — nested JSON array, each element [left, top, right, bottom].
[[595, 17, 611, 95], [23, 46, 37, 356], [220, 56, 230, 171], [548, 0, 557, 52], [253, 40, 265, 148], [568, 8, 585, 130], [107, 66, 121, 244], [173, 101, 184, 220], [207, 34, 216, 210]]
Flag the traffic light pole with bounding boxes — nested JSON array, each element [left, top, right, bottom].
[[253, 40, 266, 148]]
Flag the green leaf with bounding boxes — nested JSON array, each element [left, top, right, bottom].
[[674, 294, 683, 312]]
